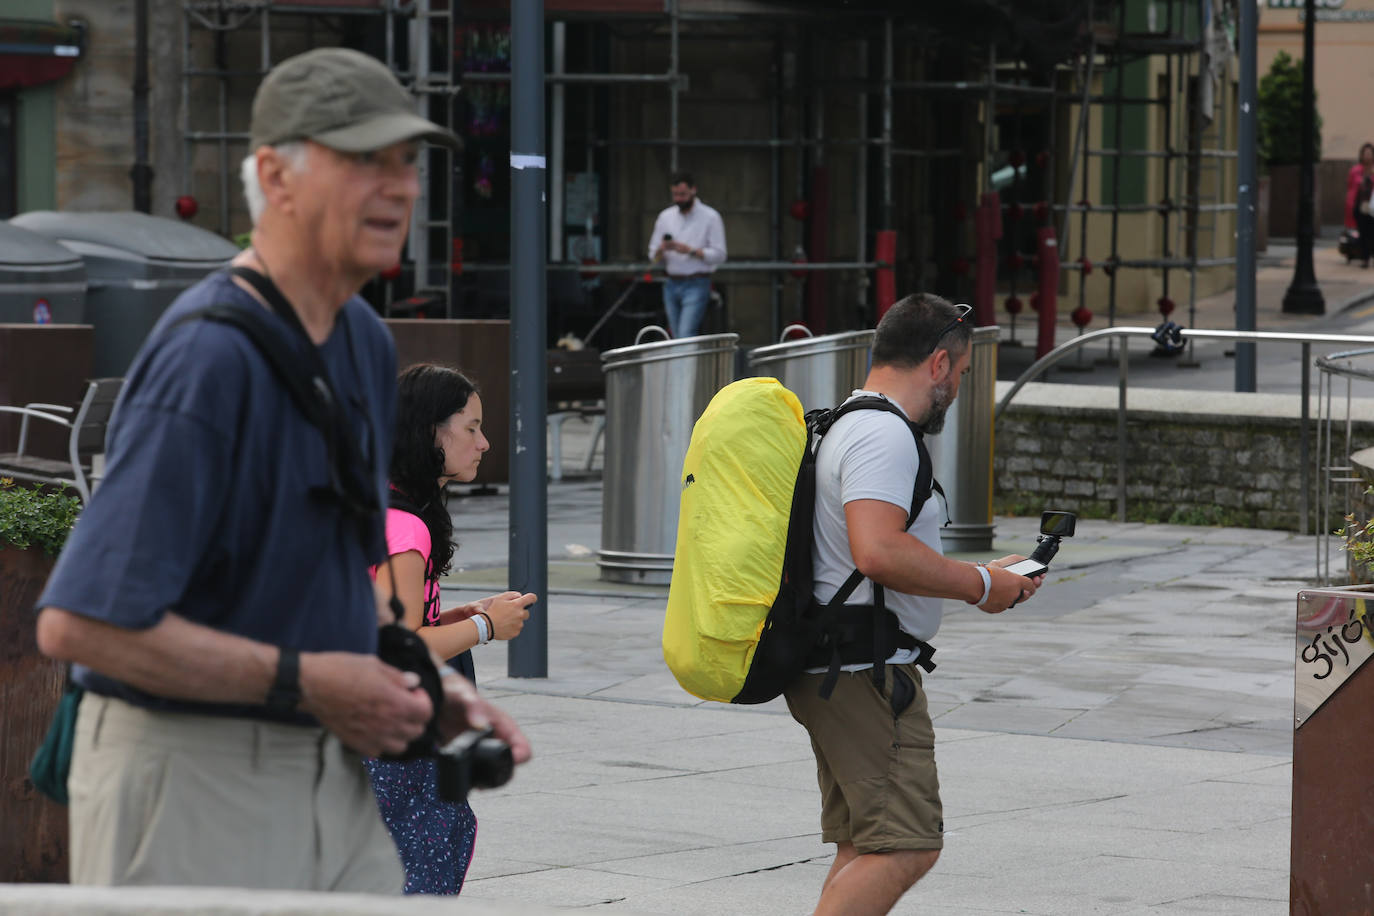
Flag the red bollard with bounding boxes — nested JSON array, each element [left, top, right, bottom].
[[875, 230, 898, 319], [1035, 226, 1060, 359], [973, 191, 1002, 327]]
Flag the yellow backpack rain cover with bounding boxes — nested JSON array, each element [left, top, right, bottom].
[[662, 377, 806, 702]]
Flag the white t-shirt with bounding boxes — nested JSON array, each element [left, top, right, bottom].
[[810, 390, 945, 669]]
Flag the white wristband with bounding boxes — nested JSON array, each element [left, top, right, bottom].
[[969, 564, 992, 606], [472, 614, 490, 645]]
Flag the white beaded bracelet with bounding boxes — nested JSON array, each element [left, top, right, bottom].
[[969, 564, 992, 606], [472, 614, 491, 645]]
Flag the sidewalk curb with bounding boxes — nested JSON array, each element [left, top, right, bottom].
[[1338, 284, 1374, 313]]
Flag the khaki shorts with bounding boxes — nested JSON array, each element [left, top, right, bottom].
[[784, 663, 943, 854], [68, 693, 404, 892]]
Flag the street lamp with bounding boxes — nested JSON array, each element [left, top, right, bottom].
[[1282, 0, 1325, 315]]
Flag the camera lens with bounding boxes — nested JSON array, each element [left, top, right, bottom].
[[470, 737, 515, 790]]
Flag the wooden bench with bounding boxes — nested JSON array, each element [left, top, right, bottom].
[[0, 378, 123, 503]]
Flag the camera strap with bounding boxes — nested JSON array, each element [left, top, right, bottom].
[[177, 266, 402, 625]]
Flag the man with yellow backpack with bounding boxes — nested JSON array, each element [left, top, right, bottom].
[[664, 292, 1041, 915], [784, 293, 1040, 915]]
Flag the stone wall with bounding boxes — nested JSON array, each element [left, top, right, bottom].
[[993, 382, 1374, 531]]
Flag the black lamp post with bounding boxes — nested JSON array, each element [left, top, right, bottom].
[[507, 0, 549, 678], [1282, 0, 1325, 314]]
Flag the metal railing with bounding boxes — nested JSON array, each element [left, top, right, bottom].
[[996, 326, 1374, 533], [1314, 348, 1374, 584]]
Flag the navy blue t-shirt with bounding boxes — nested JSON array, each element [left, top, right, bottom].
[[39, 270, 396, 721]]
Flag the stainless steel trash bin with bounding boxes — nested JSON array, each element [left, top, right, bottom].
[[747, 325, 875, 413], [11, 211, 239, 377], [929, 325, 998, 551], [598, 327, 738, 584], [0, 222, 85, 324]]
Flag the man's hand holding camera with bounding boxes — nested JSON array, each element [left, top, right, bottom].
[[974, 510, 1075, 613], [298, 652, 434, 758], [296, 646, 532, 769]]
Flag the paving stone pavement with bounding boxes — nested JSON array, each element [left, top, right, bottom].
[[436, 481, 1315, 915]]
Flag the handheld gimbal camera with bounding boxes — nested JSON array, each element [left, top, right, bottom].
[[1003, 510, 1077, 579]]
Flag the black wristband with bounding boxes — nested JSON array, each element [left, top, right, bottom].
[[265, 648, 302, 714]]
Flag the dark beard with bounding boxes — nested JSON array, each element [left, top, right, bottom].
[[919, 382, 955, 434], [676, 197, 695, 212]]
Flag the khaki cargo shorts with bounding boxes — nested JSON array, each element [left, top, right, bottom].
[[784, 663, 943, 854], [68, 693, 403, 891]]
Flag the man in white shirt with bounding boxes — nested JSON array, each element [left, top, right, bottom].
[[784, 292, 1042, 916], [646, 171, 727, 338]]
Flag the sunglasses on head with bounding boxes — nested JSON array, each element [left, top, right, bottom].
[[924, 303, 973, 357]]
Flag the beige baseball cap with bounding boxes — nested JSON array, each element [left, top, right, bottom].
[[249, 47, 461, 153]]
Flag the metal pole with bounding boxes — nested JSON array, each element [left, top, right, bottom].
[[669, 0, 680, 173], [882, 17, 893, 228], [132, 0, 152, 213], [409, 6, 431, 289], [984, 40, 995, 194], [1281, 0, 1325, 316], [551, 21, 566, 263], [508, 0, 548, 679], [215, 11, 229, 237], [1159, 14, 1174, 324], [770, 29, 783, 338], [1061, 26, 1094, 261], [1302, 341, 1311, 535], [1236, 0, 1259, 390], [179, 5, 190, 198], [1318, 367, 1326, 578], [1106, 0, 1126, 352], [1118, 337, 1128, 522], [856, 37, 869, 320]]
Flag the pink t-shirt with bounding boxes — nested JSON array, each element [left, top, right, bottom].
[[374, 508, 442, 625]]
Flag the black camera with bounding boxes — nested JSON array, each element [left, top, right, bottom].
[[662, 233, 673, 241], [376, 623, 514, 802], [436, 727, 515, 803], [1004, 510, 1077, 578]]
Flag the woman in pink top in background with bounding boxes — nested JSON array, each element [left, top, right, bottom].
[[365, 363, 537, 895], [1345, 143, 1374, 265]]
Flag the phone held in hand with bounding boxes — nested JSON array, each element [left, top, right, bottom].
[[1002, 558, 1048, 578]]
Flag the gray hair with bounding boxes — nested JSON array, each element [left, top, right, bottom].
[[239, 141, 309, 224]]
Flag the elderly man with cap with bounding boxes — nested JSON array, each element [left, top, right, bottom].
[[35, 48, 529, 892]]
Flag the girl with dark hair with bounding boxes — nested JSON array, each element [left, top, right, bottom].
[[364, 363, 536, 895]]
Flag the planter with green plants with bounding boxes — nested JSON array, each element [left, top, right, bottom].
[[0, 477, 80, 884]]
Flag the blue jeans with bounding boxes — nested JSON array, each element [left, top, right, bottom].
[[663, 276, 711, 338]]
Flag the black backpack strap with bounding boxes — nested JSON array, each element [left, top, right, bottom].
[[824, 396, 939, 529], [871, 585, 888, 693], [175, 303, 329, 428], [811, 395, 941, 699], [230, 267, 380, 520]]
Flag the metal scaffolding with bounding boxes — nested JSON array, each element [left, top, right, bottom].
[[180, 0, 457, 313], [177, 1, 1240, 345]]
